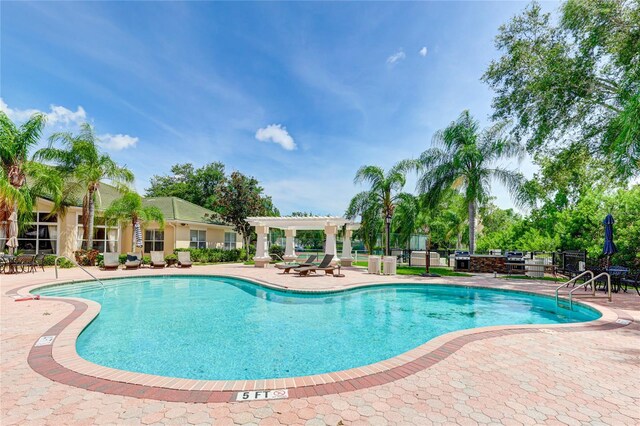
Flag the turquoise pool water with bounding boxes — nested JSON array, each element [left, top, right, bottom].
[[36, 276, 600, 380]]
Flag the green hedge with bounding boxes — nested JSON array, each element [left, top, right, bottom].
[[174, 248, 245, 263], [43, 255, 74, 268], [92, 249, 245, 267], [268, 244, 285, 259]]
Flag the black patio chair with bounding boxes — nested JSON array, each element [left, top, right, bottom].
[[620, 270, 640, 296], [33, 253, 46, 272], [15, 255, 36, 273]]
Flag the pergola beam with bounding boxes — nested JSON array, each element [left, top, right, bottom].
[[246, 216, 360, 267]]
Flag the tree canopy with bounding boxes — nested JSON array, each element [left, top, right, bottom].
[[483, 0, 640, 178], [213, 171, 278, 257], [146, 162, 226, 207]]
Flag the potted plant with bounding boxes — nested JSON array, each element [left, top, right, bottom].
[[165, 254, 178, 267]]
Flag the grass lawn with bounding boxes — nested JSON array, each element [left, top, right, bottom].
[[353, 261, 472, 277], [499, 275, 564, 283]]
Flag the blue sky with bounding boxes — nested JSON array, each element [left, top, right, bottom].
[[2, 1, 557, 215]]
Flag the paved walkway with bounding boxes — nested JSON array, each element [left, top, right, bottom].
[[1, 264, 639, 425]]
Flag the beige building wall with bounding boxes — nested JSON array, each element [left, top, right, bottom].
[[27, 198, 242, 258], [121, 223, 133, 254]]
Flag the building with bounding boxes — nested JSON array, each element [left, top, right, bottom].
[[14, 184, 242, 258]]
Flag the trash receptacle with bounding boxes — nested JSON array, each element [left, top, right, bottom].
[[368, 255, 381, 274], [382, 256, 397, 275]]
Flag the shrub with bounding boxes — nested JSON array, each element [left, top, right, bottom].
[[74, 249, 99, 266], [269, 244, 285, 259], [43, 254, 74, 268], [165, 254, 177, 262], [174, 248, 244, 263]]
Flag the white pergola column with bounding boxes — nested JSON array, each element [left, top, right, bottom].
[[340, 228, 353, 267], [284, 229, 297, 262], [324, 224, 338, 263], [253, 225, 271, 268]]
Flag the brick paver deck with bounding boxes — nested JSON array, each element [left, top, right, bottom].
[[2, 264, 639, 425]]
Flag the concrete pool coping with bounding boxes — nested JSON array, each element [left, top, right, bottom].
[[9, 274, 634, 404]]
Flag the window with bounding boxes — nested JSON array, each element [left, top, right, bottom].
[[224, 232, 236, 250], [77, 215, 119, 253], [190, 229, 206, 249], [17, 212, 58, 254], [144, 229, 164, 252]]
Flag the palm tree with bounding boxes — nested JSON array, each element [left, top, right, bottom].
[[0, 112, 63, 253], [34, 123, 134, 250], [392, 193, 438, 274], [103, 191, 164, 252], [346, 192, 383, 255], [348, 165, 407, 256], [407, 110, 527, 254]]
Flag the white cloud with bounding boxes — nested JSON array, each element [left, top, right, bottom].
[[1, 99, 137, 150], [386, 50, 406, 65], [419, 46, 428, 57], [255, 124, 297, 151], [0, 98, 86, 127], [98, 133, 138, 151]]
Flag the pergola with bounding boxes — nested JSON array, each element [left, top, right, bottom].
[[246, 216, 360, 267]]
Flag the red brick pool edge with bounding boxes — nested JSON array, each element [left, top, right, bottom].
[[11, 278, 634, 404]]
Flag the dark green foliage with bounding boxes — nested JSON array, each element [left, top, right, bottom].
[[268, 244, 285, 259], [174, 248, 245, 263], [146, 163, 226, 207], [214, 171, 277, 258], [483, 0, 640, 178], [43, 255, 73, 268]]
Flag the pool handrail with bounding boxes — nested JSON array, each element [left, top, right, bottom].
[[569, 272, 611, 310], [55, 255, 106, 290], [555, 270, 594, 307]]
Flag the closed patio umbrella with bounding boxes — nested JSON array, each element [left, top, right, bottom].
[[133, 221, 143, 252], [602, 214, 617, 268], [6, 211, 18, 255]]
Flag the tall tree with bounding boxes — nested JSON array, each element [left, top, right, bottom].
[[35, 123, 134, 250], [104, 191, 165, 252], [213, 171, 275, 258], [406, 110, 527, 254], [483, 0, 640, 178], [346, 193, 383, 255], [349, 164, 407, 256], [392, 193, 438, 274], [0, 112, 62, 253], [146, 162, 226, 208]]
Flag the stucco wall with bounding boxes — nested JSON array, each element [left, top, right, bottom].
[[27, 198, 242, 258]]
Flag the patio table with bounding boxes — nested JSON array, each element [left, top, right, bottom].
[[1, 255, 18, 274]]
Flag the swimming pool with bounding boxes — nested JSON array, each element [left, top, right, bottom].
[[35, 276, 600, 380]]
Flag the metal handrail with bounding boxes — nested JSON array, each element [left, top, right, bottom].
[[55, 255, 106, 290], [555, 270, 594, 306], [569, 272, 611, 310]]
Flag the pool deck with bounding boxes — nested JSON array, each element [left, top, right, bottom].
[[2, 264, 639, 425]]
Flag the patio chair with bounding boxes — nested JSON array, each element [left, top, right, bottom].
[[33, 253, 46, 272], [275, 254, 317, 274], [177, 251, 192, 268], [150, 251, 166, 268], [15, 255, 36, 273], [124, 253, 142, 270], [620, 270, 640, 296], [103, 252, 120, 270], [294, 254, 335, 276]]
